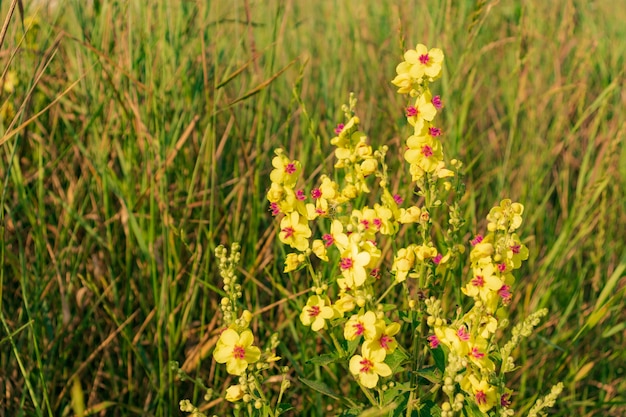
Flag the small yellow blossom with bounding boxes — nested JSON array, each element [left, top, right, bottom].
[[344, 311, 378, 341], [349, 346, 392, 388], [284, 253, 304, 273], [405, 135, 443, 173], [311, 239, 328, 261], [270, 150, 301, 188], [363, 321, 401, 355], [300, 295, 334, 331], [225, 384, 245, 402], [399, 206, 421, 224], [392, 245, 416, 283], [460, 374, 498, 413], [213, 329, 261, 376], [279, 211, 311, 251], [339, 243, 371, 287]]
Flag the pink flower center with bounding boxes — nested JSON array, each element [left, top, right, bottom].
[[471, 275, 485, 287], [296, 190, 306, 201], [471, 235, 483, 246], [498, 285, 512, 302], [471, 347, 485, 359], [322, 234, 334, 247], [285, 163, 296, 174], [359, 358, 373, 373], [476, 390, 487, 405], [432, 253, 443, 265], [315, 208, 326, 215], [457, 326, 470, 341], [370, 268, 380, 279], [427, 334, 440, 349], [361, 219, 370, 229], [393, 194, 404, 204], [419, 54, 430, 64], [380, 334, 392, 350], [233, 344, 246, 360], [340, 257, 353, 270], [429, 127, 442, 137], [311, 188, 322, 199], [334, 123, 345, 135], [511, 244, 521, 254], [501, 393, 512, 407], [421, 145, 433, 157], [373, 218, 382, 229], [432, 95, 443, 109], [269, 202, 280, 216], [308, 305, 321, 317], [282, 226, 294, 238], [497, 263, 507, 272], [406, 106, 418, 117], [353, 323, 365, 336]]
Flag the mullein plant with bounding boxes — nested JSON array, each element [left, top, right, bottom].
[[182, 43, 563, 416], [179, 244, 290, 417]]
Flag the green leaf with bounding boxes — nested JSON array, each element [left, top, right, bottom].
[[432, 346, 446, 372], [276, 403, 293, 415], [383, 382, 412, 405], [299, 377, 341, 400], [463, 400, 487, 417], [338, 409, 361, 417], [416, 365, 441, 385], [385, 348, 409, 372]]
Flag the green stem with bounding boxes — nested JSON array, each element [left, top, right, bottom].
[[376, 280, 398, 305]]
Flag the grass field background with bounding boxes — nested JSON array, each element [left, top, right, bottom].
[[1, 0, 624, 416]]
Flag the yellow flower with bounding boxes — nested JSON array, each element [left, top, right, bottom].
[[225, 384, 244, 402], [399, 206, 421, 224], [284, 253, 304, 273], [311, 239, 328, 262], [405, 44, 444, 82], [460, 374, 498, 413], [434, 325, 470, 357], [415, 245, 438, 262], [467, 336, 495, 372], [344, 311, 378, 341], [299, 295, 334, 331], [363, 321, 400, 355], [349, 346, 392, 388], [405, 135, 443, 173], [213, 329, 261, 376], [407, 91, 437, 130], [270, 150, 300, 188], [279, 211, 311, 251], [462, 263, 502, 302], [339, 243, 371, 287], [334, 292, 357, 315], [391, 245, 416, 283]]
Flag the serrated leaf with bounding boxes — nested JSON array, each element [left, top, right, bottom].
[[299, 377, 341, 400], [307, 353, 338, 366]]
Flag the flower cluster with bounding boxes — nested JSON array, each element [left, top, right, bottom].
[[180, 244, 288, 415], [184, 41, 563, 417], [424, 198, 532, 415]]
